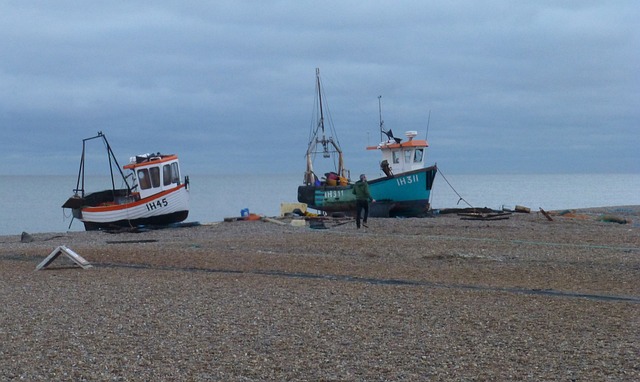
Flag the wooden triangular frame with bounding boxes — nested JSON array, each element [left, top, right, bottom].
[[36, 245, 93, 270]]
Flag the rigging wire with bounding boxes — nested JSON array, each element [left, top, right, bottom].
[[436, 167, 474, 208]]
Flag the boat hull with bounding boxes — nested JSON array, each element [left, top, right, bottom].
[[298, 165, 437, 217], [70, 185, 190, 231]]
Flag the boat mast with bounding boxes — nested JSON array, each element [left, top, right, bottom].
[[303, 71, 320, 184], [317, 68, 328, 157], [305, 68, 347, 185], [425, 109, 431, 140], [378, 95, 384, 142]]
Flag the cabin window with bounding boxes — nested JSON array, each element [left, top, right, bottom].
[[163, 164, 172, 186], [138, 169, 151, 190], [162, 162, 180, 186], [414, 149, 423, 163], [404, 150, 412, 163], [392, 151, 400, 164], [150, 167, 161, 188], [171, 162, 180, 183], [162, 162, 181, 186]]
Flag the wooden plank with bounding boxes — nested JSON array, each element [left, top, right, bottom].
[[262, 217, 288, 225], [460, 215, 511, 221], [539, 208, 554, 221]]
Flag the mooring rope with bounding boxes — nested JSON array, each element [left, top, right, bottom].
[[437, 167, 474, 208]]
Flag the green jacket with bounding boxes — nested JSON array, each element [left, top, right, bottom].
[[352, 180, 372, 201]]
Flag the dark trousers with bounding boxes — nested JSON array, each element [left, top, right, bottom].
[[356, 199, 369, 228]]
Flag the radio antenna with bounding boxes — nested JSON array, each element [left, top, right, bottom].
[[425, 109, 431, 140]]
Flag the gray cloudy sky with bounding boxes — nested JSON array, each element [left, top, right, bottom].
[[1, 1, 638, 176]]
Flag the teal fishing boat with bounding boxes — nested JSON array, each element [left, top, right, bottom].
[[297, 70, 437, 217]]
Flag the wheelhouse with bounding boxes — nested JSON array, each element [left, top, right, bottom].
[[367, 131, 429, 175], [124, 153, 183, 199]]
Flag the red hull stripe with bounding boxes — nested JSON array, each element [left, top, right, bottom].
[[83, 184, 186, 212]]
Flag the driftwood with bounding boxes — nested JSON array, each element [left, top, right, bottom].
[[439, 207, 495, 215], [539, 208, 554, 221], [261, 217, 288, 226], [458, 211, 512, 221], [328, 218, 355, 227], [306, 216, 354, 228]]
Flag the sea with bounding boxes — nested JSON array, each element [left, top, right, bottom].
[[1, 173, 639, 236]]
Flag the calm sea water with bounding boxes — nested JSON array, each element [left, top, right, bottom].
[[1, 173, 638, 236]]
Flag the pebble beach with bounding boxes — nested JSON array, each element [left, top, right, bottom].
[[1, 206, 639, 381]]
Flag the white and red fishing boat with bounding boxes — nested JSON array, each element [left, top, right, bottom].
[[62, 132, 190, 231]]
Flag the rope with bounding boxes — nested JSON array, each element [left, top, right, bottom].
[[437, 167, 474, 208]]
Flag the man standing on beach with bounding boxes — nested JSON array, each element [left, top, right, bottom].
[[352, 174, 375, 229]]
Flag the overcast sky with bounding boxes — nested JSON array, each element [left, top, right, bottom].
[[1, 1, 638, 177]]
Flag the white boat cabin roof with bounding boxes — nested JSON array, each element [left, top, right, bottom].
[[366, 131, 429, 173]]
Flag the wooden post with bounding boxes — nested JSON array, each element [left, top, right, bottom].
[[539, 208, 554, 221]]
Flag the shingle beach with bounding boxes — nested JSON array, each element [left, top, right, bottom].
[[1, 206, 639, 381]]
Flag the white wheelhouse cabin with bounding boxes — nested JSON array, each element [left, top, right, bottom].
[[366, 131, 428, 177]]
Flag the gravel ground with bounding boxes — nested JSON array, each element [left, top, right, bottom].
[[1, 206, 639, 381]]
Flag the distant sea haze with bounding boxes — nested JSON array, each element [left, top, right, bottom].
[[1, 173, 639, 236]]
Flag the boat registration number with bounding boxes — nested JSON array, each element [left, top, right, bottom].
[[146, 198, 168, 211], [396, 174, 420, 186], [324, 190, 344, 199]]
